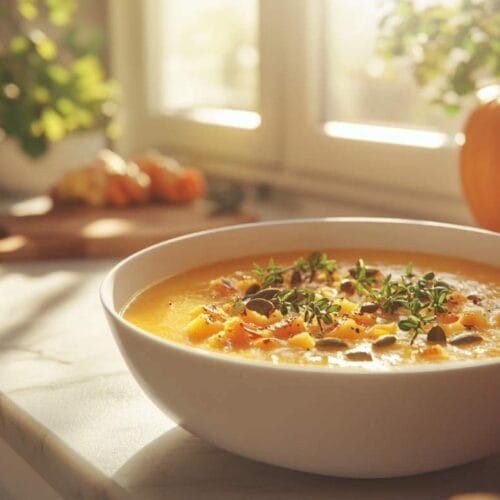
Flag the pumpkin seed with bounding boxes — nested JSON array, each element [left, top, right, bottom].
[[427, 325, 447, 345], [290, 269, 302, 286], [449, 332, 483, 346], [242, 324, 263, 336], [360, 302, 379, 313], [252, 288, 281, 300], [244, 283, 261, 297], [220, 278, 236, 290], [346, 351, 372, 361], [373, 335, 396, 348], [467, 293, 481, 305], [340, 279, 355, 294], [315, 337, 348, 349], [245, 298, 275, 317]]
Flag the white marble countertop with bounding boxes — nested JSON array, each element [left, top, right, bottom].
[[0, 258, 499, 500]]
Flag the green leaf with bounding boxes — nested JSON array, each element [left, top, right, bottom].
[[55, 97, 75, 115], [398, 320, 414, 331], [375, 0, 498, 110], [421, 314, 436, 323], [46, 64, 70, 84], [84, 32, 105, 55], [17, 0, 38, 20], [41, 108, 66, 141], [444, 104, 461, 115], [32, 86, 50, 103], [45, 0, 77, 26], [10, 36, 29, 54], [35, 37, 57, 60], [30, 119, 44, 137], [294, 257, 308, 272], [405, 262, 414, 278], [20, 134, 48, 158], [232, 300, 245, 314]]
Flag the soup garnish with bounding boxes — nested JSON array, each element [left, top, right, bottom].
[[123, 250, 500, 368]]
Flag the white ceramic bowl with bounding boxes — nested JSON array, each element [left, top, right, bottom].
[[101, 218, 500, 478]]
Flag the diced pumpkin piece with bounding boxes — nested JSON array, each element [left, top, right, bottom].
[[190, 304, 224, 321], [224, 317, 252, 348], [442, 320, 464, 335], [330, 318, 365, 340], [190, 305, 205, 318], [446, 291, 467, 306], [271, 316, 306, 339], [377, 322, 397, 332], [417, 344, 449, 360], [436, 312, 460, 324], [352, 313, 376, 327], [461, 310, 489, 330], [368, 322, 397, 338], [222, 303, 233, 313], [253, 337, 284, 350], [288, 332, 315, 349], [307, 322, 337, 336], [186, 314, 224, 342], [206, 332, 227, 349], [243, 308, 282, 326], [336, 299, 358, 315]]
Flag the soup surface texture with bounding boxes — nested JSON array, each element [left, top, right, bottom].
[[123, 250, 500, 369]]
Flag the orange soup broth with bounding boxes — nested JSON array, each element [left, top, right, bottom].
[[123, 249, 500, 369]]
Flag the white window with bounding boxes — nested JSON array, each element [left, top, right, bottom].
[[110, 0, 473, 222]]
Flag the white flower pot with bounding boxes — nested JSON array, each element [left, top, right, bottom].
[[0, 130, 106, 195]]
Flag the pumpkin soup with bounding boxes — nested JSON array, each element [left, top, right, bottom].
[[123, 250, 500, 368]]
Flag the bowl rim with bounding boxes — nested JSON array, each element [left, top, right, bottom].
[[100, 217, 500, 376]]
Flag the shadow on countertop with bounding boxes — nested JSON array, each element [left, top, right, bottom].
[[114, 426, 500, 500]]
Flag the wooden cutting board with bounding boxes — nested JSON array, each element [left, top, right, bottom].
[[0, 199, 257, 261]]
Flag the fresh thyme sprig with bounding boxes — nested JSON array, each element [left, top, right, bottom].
[[252, 255, 454, 345], [351, 258, 378, 293], [253, 252, 336, 287], [274, 288, 340, 335], [307, 251, 336, 283], [253, 259, 285, 287], [370, 268, 452, 344]]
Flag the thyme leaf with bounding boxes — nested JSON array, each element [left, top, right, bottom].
[[351, 258, 377, 293], [252, 252, 336, 288], [253, 259, 284, 287], [274, 288, 340, 335], [377, 269, 453, 344]]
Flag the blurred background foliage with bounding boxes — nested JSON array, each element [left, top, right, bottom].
[[0, 0, 119, 158], [377, 0, 500, 113]]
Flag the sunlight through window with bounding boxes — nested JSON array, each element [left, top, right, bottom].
[[324, 121, 448, 149]]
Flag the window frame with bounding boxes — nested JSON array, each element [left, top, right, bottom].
[[109, 0, 282, 165], [281, 0, 463, 200], [109, 0, 471, 223]]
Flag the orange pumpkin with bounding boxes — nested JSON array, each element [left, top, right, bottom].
[[460, 99, 500, 232]]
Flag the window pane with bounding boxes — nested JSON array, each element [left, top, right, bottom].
[[323, 0, 469, 136], [159, 0, 259, 114]]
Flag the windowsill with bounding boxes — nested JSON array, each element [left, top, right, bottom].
[[184, 157, 476, 227], [238, 184, 401, 222]]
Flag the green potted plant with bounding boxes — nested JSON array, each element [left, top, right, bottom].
[[0, 0, 119, 194], [376, 0, 500, 231]]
